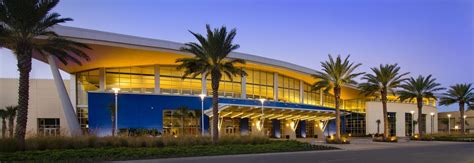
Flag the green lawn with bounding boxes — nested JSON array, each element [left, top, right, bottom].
[[0, 140, 338, 161]]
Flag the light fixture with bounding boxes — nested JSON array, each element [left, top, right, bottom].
[[410, 111, 415, 114], [199, 94, 206, 101], [112, 87, 120, 94], [430, 112, 435, 116], [447, 114, 451, 118]]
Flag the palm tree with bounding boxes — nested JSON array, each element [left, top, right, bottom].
[[0, 110, 6, 138], [177, 24, 246, 143], [0, 0, 91, 146], [5, 106, 18, 138], [439, 83, 474, 134], [398, 75, 444, 137], [312, 55, 363, 141], [376, 119, 381, 134], [108, 103, 116, 136], [359, 64, 409, 138]]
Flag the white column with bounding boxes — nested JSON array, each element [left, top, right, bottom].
[[241, 68, 246, 98], [154, 65, 160, 94], [202, 71, 207, 95], [299, 80, 304, 103], [273, 72, 278, 101], [47, 55, 82, 136], [99, 68, 105, 92], [69, 74, 77, 112]]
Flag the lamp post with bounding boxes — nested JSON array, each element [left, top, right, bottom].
[[430, 112, 435, 135], [112, 88, 120, 136], [199, 94, 206, 136], [258, 98, 266, 131], [447, 114, 451, 134], [410, 111, 415, 136]]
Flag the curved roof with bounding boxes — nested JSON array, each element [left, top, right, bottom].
[[51, 25, 318, 75]]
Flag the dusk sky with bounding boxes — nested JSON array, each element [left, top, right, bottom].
[[0, 0, 472, 111]]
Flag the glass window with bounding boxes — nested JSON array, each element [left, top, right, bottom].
[[405, 113, 413, 136], [77, 107, 89, 132], [37, 118, 60, 136], [303, 83, 320, 105], [388, 112, 396, 136], [159, 66, 202, 95], [106, 66, 155, 93], [76, 69, 100, 105], [342, 99, 366, 113], [277, 75, 300, 103], [345, 113, 366, 136], [246, 69, 274, 100], [162, 109, 201, 136], [323, 93, 335, 108], [207, 72, 241, 98]]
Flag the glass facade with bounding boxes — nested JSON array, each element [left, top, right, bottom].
[[207, 73, 242, 98], [162, 109, 201, 136], [160, 66, 201, 95], [277, 75, 300, 103], [246, 69, 274, 100], [77, 69, 100, 105], [322, 93, 335, 108], [345, 113, 366, 136], [405, 113, 413, 136], [303, 83, 320, 105], [106, 66, 155, 93], [388, 112, 396, 136], [342, 99, 366, 113]]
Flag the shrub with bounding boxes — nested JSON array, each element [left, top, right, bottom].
[[372, 136, 398, 143], [325, 136, 350, 144]]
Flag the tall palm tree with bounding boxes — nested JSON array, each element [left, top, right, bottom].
[[359, 64, 409, 138], [0, 0, 91, 146], [312, 55, 363, 141], [398, 75, 444, 137], [177, 24, 246, 143], [0, 110, 6, 138], [439, 83, 474, 134], [5, 106, 18, 138]]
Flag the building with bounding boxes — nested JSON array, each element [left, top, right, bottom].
[[438, 110, 474, 134], [1, 26, 439, 138]]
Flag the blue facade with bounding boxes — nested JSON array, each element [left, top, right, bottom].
[[88, 92, 336, 136]]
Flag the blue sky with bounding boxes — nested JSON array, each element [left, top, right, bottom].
[[0, 0, 472, 111]]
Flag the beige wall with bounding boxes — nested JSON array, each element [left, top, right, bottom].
[[366, 101, 438, 137], [438, 110, 474, 133], [0, 78, 69, 136]]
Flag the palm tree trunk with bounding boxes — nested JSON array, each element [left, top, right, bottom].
[[417, 98, 423, 137], [8, 117, 14, 138], [15, 45, 33, 150], [381, 90, 389, 138], [211, 70, 222, 143], [334, 86, 341, 141], [459, 102, 465, 135]]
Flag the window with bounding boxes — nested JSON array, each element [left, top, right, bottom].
[[106, 66, 155, 93], [419, 114, 426, 135], [246, 69, 274, 100], [345, 113, 366, 136], [388, 112, 396, 136], [160, 66, 201, 95], [405, 113, 413, 136], [77, 107, 89, 132], [162, 109, 201, 136], [76, 69, 100, 105], [207, 73, 242, 98], [323, 93, 335, 108], [277, 75, 300, 103], [343, 99, 366, 113], [303, 83, 320, 105], [38, 118, 60, 136]]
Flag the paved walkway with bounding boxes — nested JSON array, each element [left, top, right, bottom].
[[114, 139, 474, 163]]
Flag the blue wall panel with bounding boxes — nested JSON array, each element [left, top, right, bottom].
[[272, 120, 281, 138]]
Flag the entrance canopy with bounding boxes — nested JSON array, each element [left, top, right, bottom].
[[204, 98, 338, 121]]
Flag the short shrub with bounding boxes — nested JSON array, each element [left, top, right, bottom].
[[373, 136, 398, 143], [325, 136, 350, 144]]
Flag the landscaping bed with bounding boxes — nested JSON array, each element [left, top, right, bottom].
[[0, 136, 338, 161], [410, 134, 474, 142]]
